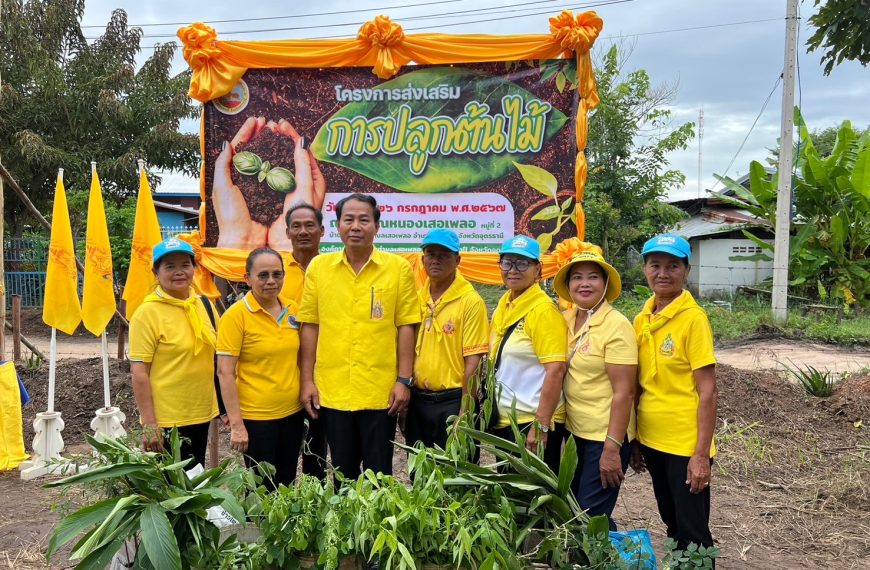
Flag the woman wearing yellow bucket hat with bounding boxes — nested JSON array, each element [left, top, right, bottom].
[[553, 239, 638, 530]]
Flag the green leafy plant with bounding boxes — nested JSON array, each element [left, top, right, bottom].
[[781, 359, 838, 397], [712, 108, 870, 307], [513, 161, 576, 252], [233, 151, 297, 193], [662, 538, 720, 569], [25, 350, 44, 370], [45, 429, 255, 570]]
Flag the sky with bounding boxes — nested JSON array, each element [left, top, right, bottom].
[[78, 0, 870, 201]]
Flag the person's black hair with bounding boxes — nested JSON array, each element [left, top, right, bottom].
[[153, 253, 196, 271], [245, 247, 284, 274], [335, 193, 380, 224], [284, 202, 324, 229]]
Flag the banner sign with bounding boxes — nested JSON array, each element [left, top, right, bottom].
[[203, 59, 579, 253]]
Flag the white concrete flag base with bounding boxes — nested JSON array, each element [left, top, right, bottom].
[[91, 407, 127, 439], [19, 411, 68, 481]]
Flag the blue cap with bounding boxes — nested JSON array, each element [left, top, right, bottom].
[[421, 229, 460, 253], [152, 237, 195, 264], [641, 233, 691, 259], [500, 234, 540, 261]]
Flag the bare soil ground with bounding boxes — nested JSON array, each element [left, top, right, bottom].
[[1, 335, 869, 568]]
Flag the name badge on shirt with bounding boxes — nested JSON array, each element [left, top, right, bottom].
[[287, 314, 300, 329]]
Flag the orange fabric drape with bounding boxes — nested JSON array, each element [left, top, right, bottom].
[[180, 10, 602, 285]]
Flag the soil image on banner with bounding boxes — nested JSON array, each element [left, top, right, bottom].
[[203, 59, 578, 253]]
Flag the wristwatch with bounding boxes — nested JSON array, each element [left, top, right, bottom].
[[397, 376, 415, 388], [535, 419, 550, 433]]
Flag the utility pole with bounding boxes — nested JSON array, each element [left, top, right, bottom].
[[772, 0, 798, 324], [697, 107, 704, 199]]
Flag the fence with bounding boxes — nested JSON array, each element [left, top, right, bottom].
[[3, 227, 197, 308]]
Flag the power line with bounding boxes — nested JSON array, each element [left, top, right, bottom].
[[86, 0, 630, 39], [710, 74, 782, 192], [132, 13, 782, 50]]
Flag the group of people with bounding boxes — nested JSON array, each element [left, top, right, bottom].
[[128, 192, 718, 553]]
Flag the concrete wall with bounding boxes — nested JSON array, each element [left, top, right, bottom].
[[689, 237, 774, 298]]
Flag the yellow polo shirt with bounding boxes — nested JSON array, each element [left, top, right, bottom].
[[563, 303, 638, 441], [298, 248, 421, 411], [634, 291, 717, 457], [414, 273, 489, 391], [489, 286, 567, 428], [216, 292, 303, 420], [280, 256, 306, 305], [129, 298, 218, 427]]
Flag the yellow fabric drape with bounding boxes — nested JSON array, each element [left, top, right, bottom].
[[179, 10, 602, 285]]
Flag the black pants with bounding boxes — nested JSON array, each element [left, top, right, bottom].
[[571, 436, 632, 531], [405, 388, 463, 449], [301, 417, 327, 479], [169, 422, 211, 468], [641, 444, 714, 551], [320, 407, 396, 480], [244, 411, 306, 489], [490, 421, 569, 475]]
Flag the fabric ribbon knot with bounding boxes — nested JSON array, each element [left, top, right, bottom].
[[177, 23, 222, 69], [144, 287, 216, 355], [548, 10, 604, 55], [358, 16, 406, 79]]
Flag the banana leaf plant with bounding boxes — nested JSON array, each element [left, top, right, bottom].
[[45, 429, 255, 570]]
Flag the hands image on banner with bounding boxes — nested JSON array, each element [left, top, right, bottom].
[[213, 116, 327, 251]]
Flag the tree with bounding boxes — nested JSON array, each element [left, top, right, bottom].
[[713, 109, 870, 306], [806, 0, 870, 75], [583, 44, 694, 262], [0, 0, 199, 235]]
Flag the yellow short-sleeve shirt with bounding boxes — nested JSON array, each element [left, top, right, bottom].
[[563, 303, 638, 441], [298, 248, 422, 411], [414, 273, 489, 392], [280, 256, 306, 305], [634, 291, 717, 457], [216, 292, 303, 420], [129, 298, 218, 428], [489, 287, 568, 427]]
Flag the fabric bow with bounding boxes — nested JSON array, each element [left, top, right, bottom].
[[177, 23, 222, 69], [549, 10, 604, 55], [358, 16, 406, 79]]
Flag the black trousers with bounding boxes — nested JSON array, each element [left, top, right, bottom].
[[640, 444, 714, 551], [571, 436, 632, 531], [405, 388, 463, 449], [320, 407, 396, 480], [169, 422, 211, 468], [243, 411, 306, 489], [301, 417, 327, 479], [490, 421, 569, 475]]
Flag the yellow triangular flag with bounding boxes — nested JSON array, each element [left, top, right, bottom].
[[42, 170, 82, 335], [81, 166, 115, 336], [122, 165, 162, 319]]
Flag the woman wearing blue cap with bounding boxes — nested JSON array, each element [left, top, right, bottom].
[[488, 234, 568, 472], [631, 233, 718, 553], [129, 238, 219, 466]]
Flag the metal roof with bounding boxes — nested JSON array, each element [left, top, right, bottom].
[[672, 208, 769, 239]]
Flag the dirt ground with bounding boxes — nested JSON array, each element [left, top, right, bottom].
[[1, 315, 869, 568]]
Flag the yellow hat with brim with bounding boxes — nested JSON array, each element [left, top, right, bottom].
[[553, 251, 622, 304]]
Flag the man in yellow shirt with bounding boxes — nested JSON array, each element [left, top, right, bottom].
[[281, 202, 327, 479], [408, 229, 488, 450], [299, 193, 421, 479]]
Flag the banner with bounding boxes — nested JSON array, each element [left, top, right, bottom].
[[202, 60, 579, 254]]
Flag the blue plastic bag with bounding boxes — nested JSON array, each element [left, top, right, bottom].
[[609, 529, 656, 569]]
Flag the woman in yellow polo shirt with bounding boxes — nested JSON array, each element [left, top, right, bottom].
[[489, 235, 568, 473], [553, 241, 637, 530], [129, 238, 218, 467], [217, 247, 305, 488], [632, 234, 717, 552]]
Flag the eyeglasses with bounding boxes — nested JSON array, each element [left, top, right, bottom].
[[254, 271, 285, 282], [499, 258, 535, 272]]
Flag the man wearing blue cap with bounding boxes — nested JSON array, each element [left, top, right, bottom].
[[407, 229, 489, 450]]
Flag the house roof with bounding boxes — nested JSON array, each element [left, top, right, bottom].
[[153, 200, 199, 216], [672, 208, 770, 239]]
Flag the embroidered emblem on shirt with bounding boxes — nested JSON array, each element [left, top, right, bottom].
[[660, 333, 675, 357], [578, 339, 590, 353], [442, 319, 455, 336]]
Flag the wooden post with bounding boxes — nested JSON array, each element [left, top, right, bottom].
[[0, 153, 6, 362], [12, 294, 21, 361], [117, 299, 126, 360]]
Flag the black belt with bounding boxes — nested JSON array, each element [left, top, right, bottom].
[[413, 387, 463, 403]]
